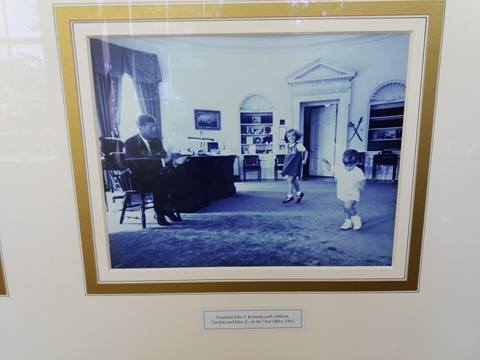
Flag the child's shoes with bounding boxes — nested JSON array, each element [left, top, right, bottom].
[[282, 195, 294, 204], [296, 192, 304, 204], [339, 219, 353, 230], [351, 215, 362, 230]]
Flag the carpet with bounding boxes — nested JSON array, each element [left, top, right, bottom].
[[108, 179, 396, 268]]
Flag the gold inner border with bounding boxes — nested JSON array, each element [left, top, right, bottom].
[[54, 1, 445, 294], [0, 257, 6, 295]]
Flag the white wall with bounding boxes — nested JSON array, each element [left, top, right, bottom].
[[112, 34, 408, 155], [1, 1, 480, 360]]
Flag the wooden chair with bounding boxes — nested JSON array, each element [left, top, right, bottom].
[[100, 137, 124, 156], [372, 150, 399, 181], [115, 169, 155, 229], [243, 155, 261, 181], [105, 152, 155, 229], [100, 137, 125, 193], [274, 154, 285, 180], [103, 152, 129, 204]]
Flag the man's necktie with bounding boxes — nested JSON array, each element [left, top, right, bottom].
[[147, 139, 153, 154]]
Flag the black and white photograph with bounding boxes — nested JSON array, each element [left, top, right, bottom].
[[91, 32, 410, 269]]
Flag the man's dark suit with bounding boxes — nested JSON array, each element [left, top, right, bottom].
[[125, 134, 166, 159], [124, 134, 173, 219]]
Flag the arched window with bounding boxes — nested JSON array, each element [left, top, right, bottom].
[[371, 80, 406, 104], [240, 94, 273, 112], [239, 94, 274, 154]]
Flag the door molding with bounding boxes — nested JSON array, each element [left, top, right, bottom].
[[288, 57, 356, 167]]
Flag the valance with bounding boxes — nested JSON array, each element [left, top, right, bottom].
[[90, 38, 161, 84]]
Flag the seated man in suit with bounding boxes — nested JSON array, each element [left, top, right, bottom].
[[125, 114, 184, 226]]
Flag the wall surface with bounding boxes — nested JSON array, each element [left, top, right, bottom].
[[1, 1, 479, 360], [109, 34, 408, 153]]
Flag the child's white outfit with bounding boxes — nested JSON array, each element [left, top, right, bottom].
[[333, 164, 365, 230], [333, 164, 365, 202]]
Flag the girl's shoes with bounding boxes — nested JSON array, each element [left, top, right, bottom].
[[282, 195, 294, 204], [282, 193, 304, 204], [296, 192, 304, 203]]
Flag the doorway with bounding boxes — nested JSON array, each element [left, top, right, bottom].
[[302, 103, 338, 178]]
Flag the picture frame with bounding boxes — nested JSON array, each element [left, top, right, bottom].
[[54, 1, 444, 294], [195, 109, 221, 130], [0, 256, 6, 296]]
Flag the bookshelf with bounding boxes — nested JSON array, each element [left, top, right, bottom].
[[367, 103, 404, 152], [240, 112, 273, 154]]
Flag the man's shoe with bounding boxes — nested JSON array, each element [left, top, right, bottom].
[[173, 211, 182, 221], [296, 192, 304, 204], [339, 219, 353, 230], [164, 210, 181, 222], [157, 215, 171, 226], [282, 195, 294, 204]]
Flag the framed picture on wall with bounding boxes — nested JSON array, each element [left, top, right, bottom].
[[54, 1, 444, 294], [194, 109, 221, 130]]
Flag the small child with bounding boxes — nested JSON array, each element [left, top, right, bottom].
[[322, 149, 366, 230], [281, 129, 308, 204]]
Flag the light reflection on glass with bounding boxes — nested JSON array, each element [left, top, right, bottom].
[[0, 1, 7, 39], [0, 45, 14, 130], [10, 44, 46, 143], [3, 0, 40, 38], [11, 44, 45, 88], [0, 0, 50, 161]]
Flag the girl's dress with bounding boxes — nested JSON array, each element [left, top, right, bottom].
[[281, 141, 305, 178]]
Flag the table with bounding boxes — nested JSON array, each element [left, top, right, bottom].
[[372, 152, 399, 181]]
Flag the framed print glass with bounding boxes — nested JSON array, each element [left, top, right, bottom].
[[54, 1, 445, 294]]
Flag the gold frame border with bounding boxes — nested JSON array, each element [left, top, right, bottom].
[[54, 1, 445, 294], [0, 257, 6, 295]]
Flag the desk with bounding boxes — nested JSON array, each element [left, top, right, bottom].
[[122, 155, 236, 212], [168, 155, 237, 212]]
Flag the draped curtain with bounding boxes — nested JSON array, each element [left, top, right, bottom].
[[90, 38, 162, 139], [92, 73, 121, 138], [125, 45, 163, 139]]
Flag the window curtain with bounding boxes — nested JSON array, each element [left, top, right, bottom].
[[125, 47, 162, 139], [90, 38, 162, 138], [92, 73, 121, 138], [90, 39, 124, 138]]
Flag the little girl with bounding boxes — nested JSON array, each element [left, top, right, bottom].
[[281, 129, 308, 204], [322, 149, 366, 230]]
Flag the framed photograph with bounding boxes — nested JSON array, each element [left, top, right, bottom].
[[54, 1, 444, 294], [195, 109, 221, 130]]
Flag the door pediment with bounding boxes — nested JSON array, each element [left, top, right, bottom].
[[287, 57, 357, 84]]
